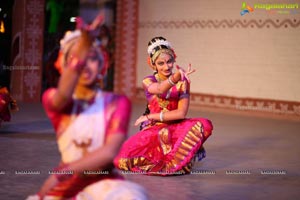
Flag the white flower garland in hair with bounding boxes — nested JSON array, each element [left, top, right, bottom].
[[60, 30, 82, 52], [147, 39, 172, 55], [59, 30, 100, 53], [58, 29, 104, 70]]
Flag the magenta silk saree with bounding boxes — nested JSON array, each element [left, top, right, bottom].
[[114, 74, 213, 175]]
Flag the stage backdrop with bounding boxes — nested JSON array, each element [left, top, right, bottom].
[[10, 0, 44, 102], [115, 0, 300, 117]]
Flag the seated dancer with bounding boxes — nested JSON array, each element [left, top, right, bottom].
[[0, 86, 18, 127], [114, 36, 213, 176], [26, 14, 148, 200]]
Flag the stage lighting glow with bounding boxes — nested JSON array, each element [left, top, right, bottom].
[[0, 20, 5, 33]]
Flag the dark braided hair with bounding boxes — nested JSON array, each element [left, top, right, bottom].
[[139, 103, 150, 131], [139, 71, 157, 131], [148, 36, 167, 46]]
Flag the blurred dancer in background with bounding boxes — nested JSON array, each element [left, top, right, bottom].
[[0, 86, 18, 127], [114, 36, 213, 176]]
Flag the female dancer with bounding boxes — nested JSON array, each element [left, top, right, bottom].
[[114, 36, 213, 176], [26, 15, 147, 200]]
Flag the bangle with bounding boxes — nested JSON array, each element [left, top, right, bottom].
[[145, 114, 155, 125], [171, 74, 177, 84], [168, 76, 176, 86], [52, 164, 73, 182], [68, 55, 85, 72], [160, 111, 164, 122]]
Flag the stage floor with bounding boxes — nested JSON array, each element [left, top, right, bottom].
[[0, 102, 299, 200]]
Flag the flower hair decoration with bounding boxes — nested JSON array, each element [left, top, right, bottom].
[[54, 30, 108, 75], [59, 30, 82, 53], [147, 39, 172, 56]]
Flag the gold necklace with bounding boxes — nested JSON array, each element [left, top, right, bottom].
[[156, 74, 170, 111], [71, 89, 98, 121]]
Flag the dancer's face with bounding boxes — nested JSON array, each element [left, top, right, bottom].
[[78, 49, 101, 86], [154, 52, 174, 79]]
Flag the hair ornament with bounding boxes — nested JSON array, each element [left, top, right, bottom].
[[59, 30, 82, 53], [147, 39, 172, 55]]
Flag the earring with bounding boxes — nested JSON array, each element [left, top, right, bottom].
[[151, 64, 157, 71], [96, 74, 104, 88]]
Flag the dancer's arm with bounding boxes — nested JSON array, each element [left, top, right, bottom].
[[38, 134, 126, 198], [49, 62, 82, 110], [147, 64, 195, 95], [69, 96, 130, 172], [135, 65, 194, 126], [134, 96, 189, 126], [49, 31, 92, 111], [38, 97, 130, 198], [146, 71, 181, 95], [49, 13, 105, 111], [68, 133, 126, 172]]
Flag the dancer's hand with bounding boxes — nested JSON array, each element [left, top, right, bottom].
[[176, 64, 196, 83], [67, 30, 93, 64], [134, 115, 148, 126], [76, 11, 105, 37], [69, 11, 105, 68], [38, 174, 59, 199], [87, 11, 105, 31], [25, 194, 41, 200]]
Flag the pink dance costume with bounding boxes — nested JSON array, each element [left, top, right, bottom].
[[114, 74, 213, 176]]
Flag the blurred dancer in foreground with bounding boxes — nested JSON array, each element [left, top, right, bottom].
[[26, 14, 148, 200]]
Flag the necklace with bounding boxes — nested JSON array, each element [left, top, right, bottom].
[[71, 89, 98, 121], [156, 74, 171, 111]]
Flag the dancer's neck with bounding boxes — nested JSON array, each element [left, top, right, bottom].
[[74, 85, 98, 101]]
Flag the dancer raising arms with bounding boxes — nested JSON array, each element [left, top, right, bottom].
[[26, 14, 148, 200]]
